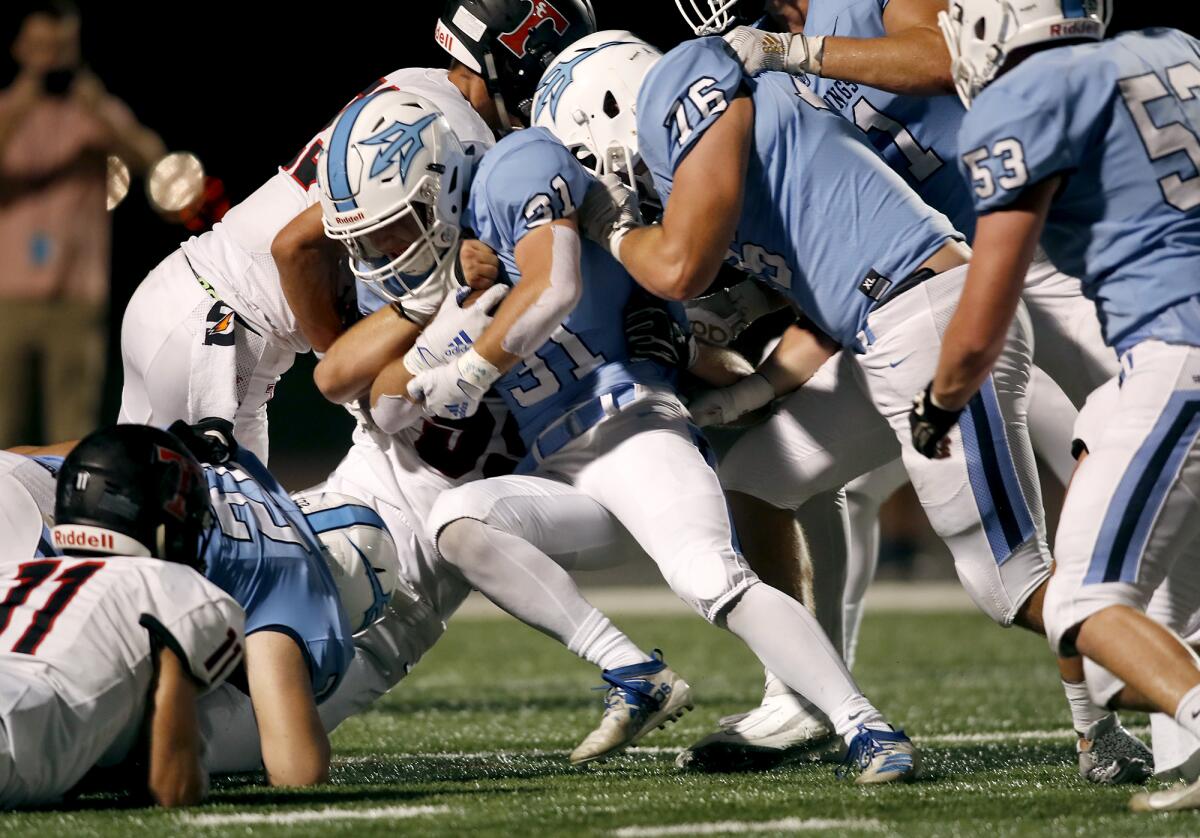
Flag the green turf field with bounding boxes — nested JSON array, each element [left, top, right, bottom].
[[4, 602, 1198, 836]]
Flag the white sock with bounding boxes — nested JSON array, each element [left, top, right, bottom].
[[570, 608, 651, 671], [828, 694, 889, 744], [1174, 684, 1200, 740], [723, 582, 881, 736], [1062, 678, 1110, 737]]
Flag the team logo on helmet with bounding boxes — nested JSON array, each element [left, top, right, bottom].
[[154, 445, 194, 523], [498, 0, 570, 58], [534, 40, 631, 122], [360, 113, 440, 181]]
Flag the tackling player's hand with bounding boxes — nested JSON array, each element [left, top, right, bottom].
[[624, 294, 696, 370], [455, 238, 502, 290], [404, 284, 510, 375], [407, 348, 501, 420], [167, 418, 238, 465], [579, 173, 643, 263], [687, 373, 775, 427], [723, 26, 826, 76], [909, 384, 962, 459]]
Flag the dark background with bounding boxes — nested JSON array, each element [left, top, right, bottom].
[[0, 1, 1188, 493]]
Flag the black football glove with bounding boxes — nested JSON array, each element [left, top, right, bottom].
[[167, 417, 239, 465], [909, 384, 962, 459], [624, 293, 695, 370]]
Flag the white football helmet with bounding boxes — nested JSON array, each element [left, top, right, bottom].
[[293, 490, 402, 635], [675, 0, 762, 36], [940, 0, 1110, 108], [317, 89, 469, 305], [532, 31, 663, 206]]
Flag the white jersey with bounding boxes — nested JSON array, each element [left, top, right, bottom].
[[0, 558, 244, 807], [0, 451, 57, 561], [178, 68, 495, 351]]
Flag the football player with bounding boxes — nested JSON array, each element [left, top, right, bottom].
[[20, 422, 393, 788], [354, 32, 918, 783], [679, 0, 1133, 777], [118, 0, 595, 463], [1, 425, 245, 809], [908, 3, 1200, 812]]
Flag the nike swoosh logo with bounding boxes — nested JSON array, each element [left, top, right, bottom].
[[848, 710, 864, 721], [1192, 708, 1200, 720], [889, 354, 914, 369]]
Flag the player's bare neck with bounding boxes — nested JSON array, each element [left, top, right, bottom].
[[447, 62, 504, 133]]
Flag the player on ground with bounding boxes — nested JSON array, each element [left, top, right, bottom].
[[0, 425, 244, 809], [364, 32, 919, 782], [907, 1, 1200, 811], [677, 0, 1131, 777]]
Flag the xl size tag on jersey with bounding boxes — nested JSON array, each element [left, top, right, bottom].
[[859, 270, 892, 302]]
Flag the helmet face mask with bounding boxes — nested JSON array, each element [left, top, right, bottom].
[[675, 0, 763, 36], [317, 91, 468, 305], [532, 30, 664, 212], [939, 0, 1110, 108]]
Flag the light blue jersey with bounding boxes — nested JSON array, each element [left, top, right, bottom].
[[799, 0, 975, 237], [637, 38, 960, 350], [200, 452, 353, 703], [960, 29, 1200, 354], [17, 453, 353, 701], [464, 127, 676, 445]]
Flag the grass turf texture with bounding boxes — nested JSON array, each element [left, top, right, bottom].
[[4, 606, 1198, 836]]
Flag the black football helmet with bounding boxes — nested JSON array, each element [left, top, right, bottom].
[[435, 0, 597, 126], [52, 424, 212, 571]]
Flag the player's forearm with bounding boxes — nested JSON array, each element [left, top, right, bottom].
[[314, 306, 421, 404], [619, 224, 723, 302], [758, 321, 838, 395], [146, 648, 207, 808], [821, 28, 954, 96]]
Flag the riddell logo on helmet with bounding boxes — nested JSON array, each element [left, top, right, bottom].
[[335, 210, 366, 225], [498, 1, 570, 58], [53, 528, 115, 550], [1050, 20, 1101, 37]]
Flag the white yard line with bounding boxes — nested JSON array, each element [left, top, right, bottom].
[[614, 818, 886, 836], [454, 581, 973, 619], [336, 726, 1148, 765], [181, 804, 449, 827]]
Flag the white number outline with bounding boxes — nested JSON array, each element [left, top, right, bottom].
[[1118, 62, 1200, 212], [851, 98, 944, 182]]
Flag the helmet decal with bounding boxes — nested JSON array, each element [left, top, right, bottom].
[[498, 0, 571, 59], [154, 444, 192, 523], [534, 40, 634, 123], [327, 92, 384, 212], [361, 113, 441, 181]]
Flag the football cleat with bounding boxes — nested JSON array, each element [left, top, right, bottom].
[[675, 690, 839, 772], [837, 725, 920, 785], [1130, 777, 1200, 813], [1078, 714, 1153, 785], [570, 650, 693, 766]]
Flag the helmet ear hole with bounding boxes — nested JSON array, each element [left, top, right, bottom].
[[974, 17, 986, 40], [603, 90, 620, 119]]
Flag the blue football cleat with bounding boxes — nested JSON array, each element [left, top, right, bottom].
[[837, 724, 920, 784]]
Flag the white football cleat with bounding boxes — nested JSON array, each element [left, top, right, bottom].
[[570, 650, 692, 766], [837, 724, 920, 785], [1130, 777, 1200, 812], [1078, 714, 1153, 785], [676, 689, 839, 772]]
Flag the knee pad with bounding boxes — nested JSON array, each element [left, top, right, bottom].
[[662, 548, 759, 624], [1083, 656, 1125, 710]]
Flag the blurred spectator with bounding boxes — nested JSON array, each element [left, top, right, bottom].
[[0, 1, 163, 445]]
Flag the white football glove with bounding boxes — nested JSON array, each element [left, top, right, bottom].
[[723, 26, 826, 77], [579, 173, 643, 263], [407, 348, 501, 420], [685, 279, 784, 347], [687, 372, 775, 427], [404, 283, 510, 374]]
